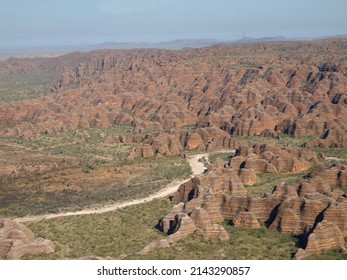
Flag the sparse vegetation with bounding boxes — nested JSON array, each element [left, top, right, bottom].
[[306, 247, 347, 260], [137, 223, 299, 260], [233, 134, 317, 150], [129, 156, 191, 183], [198, 156, 208, 166], [208, 151, 234, 164], [312, 147, 347, 160], [0, 127, 191, 218], [0, 159, 191, 217], [23, 200, 298, 260], [246, 170, 310, 196], [24, 199, 173, 259], [1, 40, 347, 261], [0, 73, 55, 103]]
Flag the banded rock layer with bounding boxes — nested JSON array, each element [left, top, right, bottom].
[[140, 148, 347, 258], [0, 40, 346, 150]]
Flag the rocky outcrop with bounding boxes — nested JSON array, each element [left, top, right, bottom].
[[294, 221, 346, 260], [139, 207, 228, 255], [238, 169, 257, 185], [0, 220, 55, 260], [1, 38, 347, 259], [126, 127, 241, 160], [0, 52, 88, 76], [1, 40, 346, 149], [144, 147, 347, 259], [233, 211, 261, 229], [127, 144, 154, 160], [229, 178, 247, 196]]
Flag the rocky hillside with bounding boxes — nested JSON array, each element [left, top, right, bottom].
[[0, 39, 346, 155], [0, 220, 55, 259], [139, 145, 346, 259], [0, 39, 346, 260], [0, 52, 89, 76]]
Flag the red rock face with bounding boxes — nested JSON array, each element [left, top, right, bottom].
[[206, 143, 316, 187], [0, 220, 55, 260], [233, 211, 261, 229], [124, 126, 242, 159], [127, 143, 154, 160], [1, 40, 346, 150], [153, 144, 347, 259], [294, 221, 346, 260], [139, 205, 229, 255], [1, 40, 347, 258]]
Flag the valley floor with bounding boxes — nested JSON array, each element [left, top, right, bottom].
[[14, 152, 216, 223]]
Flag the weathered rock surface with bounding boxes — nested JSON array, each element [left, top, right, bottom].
[[294, 221, 346, 260], [127, 143, 154, 160], [1, 40, 346, 150], [144, 151, 347, 259], [139, 207, 228, 255], [233, 211, 261, 229], [1, 38, 347, 259], [126, 126, 241, 159], [0, 220, 55, 260]]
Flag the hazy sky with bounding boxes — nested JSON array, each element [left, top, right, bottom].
[[1, 0, 346, 47]]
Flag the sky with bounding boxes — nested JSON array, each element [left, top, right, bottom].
[[1, 0, 346, 47]]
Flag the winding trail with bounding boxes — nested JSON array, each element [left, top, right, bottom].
[[14, 150, 234, 223], [324, 156, 346, 162]]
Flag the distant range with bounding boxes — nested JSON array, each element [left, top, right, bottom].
[[1, 34, 347, 59]]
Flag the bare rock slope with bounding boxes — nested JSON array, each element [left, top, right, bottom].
[[0, 40, 346, 153], [140, 146, 347, 259], [0, 220, 55, 260]]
